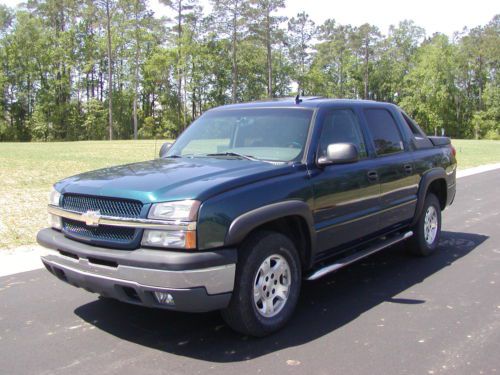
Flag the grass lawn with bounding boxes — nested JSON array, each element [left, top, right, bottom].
[[0, 139, 499, 249], [451, 139, 500, 170], [0, 140, 167, 249]]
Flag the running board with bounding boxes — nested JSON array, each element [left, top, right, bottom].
[[306, 231, 413, 281]]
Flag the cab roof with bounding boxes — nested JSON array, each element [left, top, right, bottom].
[[209, 97, 398, 111]]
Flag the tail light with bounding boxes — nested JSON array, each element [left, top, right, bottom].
[[450, 144, 456, 157]]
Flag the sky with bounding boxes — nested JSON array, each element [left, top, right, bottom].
[[1, 0, 498, 37]]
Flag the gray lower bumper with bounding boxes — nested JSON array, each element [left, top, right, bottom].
[[37, 229, 235, 312]]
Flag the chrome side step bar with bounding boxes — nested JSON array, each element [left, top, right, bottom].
[[306, 231, 413, 281]]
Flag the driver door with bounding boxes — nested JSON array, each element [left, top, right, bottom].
[[310, 109, 381, 255]]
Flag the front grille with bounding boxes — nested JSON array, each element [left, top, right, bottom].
[[61, 194, 143, 218], [60, 194, 144, 248], [63, 218, 136, 243]]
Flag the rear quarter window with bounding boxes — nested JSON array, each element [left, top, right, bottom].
[[400, 111, 433, 149], [401, 112, 425, 138]]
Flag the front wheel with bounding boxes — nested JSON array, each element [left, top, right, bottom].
[[221, 231, 301, 337], [408, 193, 442, 256]]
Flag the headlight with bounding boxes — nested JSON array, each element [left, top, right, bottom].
[[143, 200, 200, 249], [49, 186, 61, 206], [148, 200, 200, 221]]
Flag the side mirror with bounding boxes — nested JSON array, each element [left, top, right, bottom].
[[317, 143, 359, 166], [159, 142, 173, 158]]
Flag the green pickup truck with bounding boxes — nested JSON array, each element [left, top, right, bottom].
[[37, 98, 457, 336]]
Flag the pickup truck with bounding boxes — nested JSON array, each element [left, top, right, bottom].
[[37, 98, 457, 336]]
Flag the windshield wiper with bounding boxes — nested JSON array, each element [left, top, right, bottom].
[[206, 152, 258, 161], [166, 153, 207, 158]]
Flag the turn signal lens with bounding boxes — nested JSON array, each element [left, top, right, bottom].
[[185, 230, 197, 249], [141, 229, 196, 249], [48, 214, 62, 230]]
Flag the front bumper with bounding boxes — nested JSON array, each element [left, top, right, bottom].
[[37, 228, 236, 312]]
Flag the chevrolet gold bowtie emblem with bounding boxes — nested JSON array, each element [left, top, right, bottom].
[[82, 210, 101, 227]]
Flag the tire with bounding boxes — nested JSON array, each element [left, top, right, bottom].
[[408, 193, 441, 256], [221, 230, 301, 337]]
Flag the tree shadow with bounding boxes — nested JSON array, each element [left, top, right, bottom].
[[74, 231, 487, 362]]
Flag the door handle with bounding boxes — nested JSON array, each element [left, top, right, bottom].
[[367, 170, 378, 182], [403, 164, 413, 174]]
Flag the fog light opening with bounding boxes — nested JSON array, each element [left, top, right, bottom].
[[154, 291, 175, 306]]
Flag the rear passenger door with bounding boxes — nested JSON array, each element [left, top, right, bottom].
[[362, 108, 418, 230], [310, 109, 381, 254]]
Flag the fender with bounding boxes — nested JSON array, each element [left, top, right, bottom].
[[411, 167, 447, 226], [225, 200, 317, 254]]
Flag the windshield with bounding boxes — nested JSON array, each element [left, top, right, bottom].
[[167, 108, 314, 162]]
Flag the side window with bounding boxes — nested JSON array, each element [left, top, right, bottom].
[[318, 109, 367, 159], [401, 112, 425, 138], [364, 109, 404, 155]]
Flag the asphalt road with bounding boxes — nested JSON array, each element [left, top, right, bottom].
[[1, 170, 499, 375]]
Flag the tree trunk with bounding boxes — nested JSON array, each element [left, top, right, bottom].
[[183, 73, 187, 125], [133, 8, 140, 140], [477, 55, 483, 111], [339, 49, 344, 98], [105, 0, 113, 140], [99, 69, 103, 102], [266, 9, 272, 98], [231, 7, 238, 103], [364, 40, 369, 99], [133, 77, 138, 139], [177, 1, 183, 130]]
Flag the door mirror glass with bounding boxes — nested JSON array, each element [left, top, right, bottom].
[[159, 142, 173, 158], [318, 143, 359, 166]]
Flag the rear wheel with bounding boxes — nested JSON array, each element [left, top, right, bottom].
[[409, 193, 441, 256], [221, 231, 301, 337]]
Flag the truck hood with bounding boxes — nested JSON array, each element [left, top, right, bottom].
[[55, 157, 294, 203]]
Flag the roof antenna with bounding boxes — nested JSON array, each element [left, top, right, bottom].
[[295, 94, 302, 105]]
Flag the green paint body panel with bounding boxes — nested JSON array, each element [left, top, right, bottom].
[[52, 99, 457, 265]]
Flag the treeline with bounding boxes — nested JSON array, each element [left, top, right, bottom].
[[0, 0, 498, 142]]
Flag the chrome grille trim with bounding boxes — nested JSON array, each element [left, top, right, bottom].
[[48, 205, 197, 231]]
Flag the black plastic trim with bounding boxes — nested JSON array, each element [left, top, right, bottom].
[[411, 168, 447, 226], [447, 183, 456, 206], [37, 228, 237, 271], [224, 200, 316, 251], [428, 136, 451, 146]]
